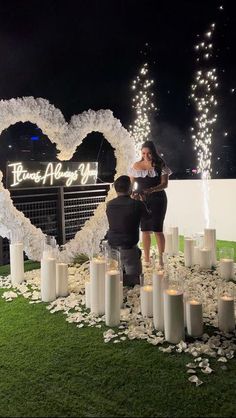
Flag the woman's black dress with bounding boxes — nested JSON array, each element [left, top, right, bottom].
[[130, 167, 169, 232]]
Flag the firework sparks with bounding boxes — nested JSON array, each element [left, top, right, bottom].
[[190, 23, 218, 180], [129, 62, 157, 157]]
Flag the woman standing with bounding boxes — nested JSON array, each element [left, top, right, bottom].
[[129, 140, 171, 267]]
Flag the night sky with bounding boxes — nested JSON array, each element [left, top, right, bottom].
[[0, 0, 235, 180]]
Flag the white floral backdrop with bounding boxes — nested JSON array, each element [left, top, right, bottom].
[[0, 97, 136, 262]]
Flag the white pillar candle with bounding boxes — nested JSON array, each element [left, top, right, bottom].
[[204, 228, 217, 266], [120, 281, 123, 308], [56, 263, 68, 297], [193, 246, 200, 265], [105, 269, 120, 326], [199, 248, 212, 269], [219, 259, 234, 281], [196, 232, 204, 249], [183, 295, 187, 328], [40, 258, 56, 302], [10, 243, 24, 285], [184, 238, 195, 267], [42, 249, 55, 259], [186, 299, 203, 337], [171, 227, 179, 255], [165, 233, 173, 256], [90, 258, 106, 315], [153, 270, 166, 331], [85, 282, 91, 309], [140, 285, 153, 317], [218, 295, 235, 333], [164, 289, 184, 344]]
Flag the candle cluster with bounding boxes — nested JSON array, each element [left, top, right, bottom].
[[86, 253, 123, 327], [141, 267, 201, 343], [182, 228, 217, 269], [140, 225, 235, 343], [41, 250, 68, 302]]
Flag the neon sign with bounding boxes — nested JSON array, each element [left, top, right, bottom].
[[7, 162, 98, 188]]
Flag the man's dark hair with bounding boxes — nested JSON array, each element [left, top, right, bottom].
[[114, 175, 131, 193]]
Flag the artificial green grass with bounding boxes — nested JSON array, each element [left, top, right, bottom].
[[0, 240, 236, 417], [0, 288, 236, 418], [0, 260, 40, 276]]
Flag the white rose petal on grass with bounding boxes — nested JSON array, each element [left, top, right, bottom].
[[31, 290, 41, 300], [187, 369, 197, 374], [226, 351, 234, 360], [218, 357, 227, 363], [22, 292, 32, 299], [103, 329, 116, 338], [154, 337, 165, 345], [201, 366, 213, 374], [128, 334, 136, 340], [176, 341, 187, 352], [2, 291, 18, 300], [186, 363, 198, 369], [16, 284, 29, 294], [50, 306, 66, 314], [188, 375, 204, 386], [159, 346, 175, 353], [199, 360, 209, 368]]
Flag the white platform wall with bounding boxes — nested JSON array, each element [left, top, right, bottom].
[[165, 179, 236, 242]]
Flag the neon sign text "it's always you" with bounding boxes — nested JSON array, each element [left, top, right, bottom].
[[8, 162, 98, 187]]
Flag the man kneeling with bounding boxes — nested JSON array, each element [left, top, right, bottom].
[[106, 175, 149, 286]]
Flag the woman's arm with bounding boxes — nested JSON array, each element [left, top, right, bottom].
[[129, 175, 135, 187], [144, 174, 168, 195]]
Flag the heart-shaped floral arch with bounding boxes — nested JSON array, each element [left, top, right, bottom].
[[0, 97, 136, 262]]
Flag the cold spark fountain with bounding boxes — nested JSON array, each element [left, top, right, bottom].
[[130, 62, 157, 158], [190, 23, 218, 227]]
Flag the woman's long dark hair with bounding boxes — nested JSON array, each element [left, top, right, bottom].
[[141, 140, 166, 173]]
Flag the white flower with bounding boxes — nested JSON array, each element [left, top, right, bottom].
[[0, 97, 136, 262]]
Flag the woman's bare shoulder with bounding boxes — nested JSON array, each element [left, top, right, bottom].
[[133, 161, 145, 170]]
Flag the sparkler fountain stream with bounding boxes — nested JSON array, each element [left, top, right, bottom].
[[130, 61, 157, 158], [190, 23, 218, 228]]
